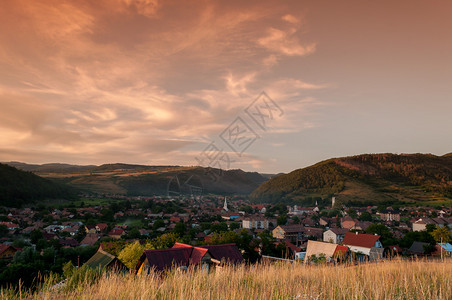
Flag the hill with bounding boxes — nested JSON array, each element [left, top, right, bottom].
[[0, 164, 75, 207], [5, 163, 268, 196], [250, 153, 452, 206]]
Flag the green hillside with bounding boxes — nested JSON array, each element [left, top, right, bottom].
[[0, 163, 75, 207], [250, 153, 452, 206], [6, 163, 267, 196]]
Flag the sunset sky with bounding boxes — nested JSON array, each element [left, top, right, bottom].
[[1, 0, 451, 173]]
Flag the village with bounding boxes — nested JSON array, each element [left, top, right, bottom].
[[1, 193, 452, 284]]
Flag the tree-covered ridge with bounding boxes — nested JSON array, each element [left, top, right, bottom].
[[5, 162, 268, 196], [250, 153, 452, 204], [0, 163, 75, 207], [250, 160, 346, 202]]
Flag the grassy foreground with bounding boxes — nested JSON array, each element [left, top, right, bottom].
[[2, 259, 452, 299]]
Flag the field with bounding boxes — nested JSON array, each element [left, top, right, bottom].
[[3, 259, 451, 299]]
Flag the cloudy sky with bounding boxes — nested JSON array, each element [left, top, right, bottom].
[[1, 0, 451, 173]]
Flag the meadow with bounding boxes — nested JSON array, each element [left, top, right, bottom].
[[2, 258, 451, 299]]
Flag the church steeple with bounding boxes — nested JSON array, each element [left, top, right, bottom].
[[223, 197, 228, 212]]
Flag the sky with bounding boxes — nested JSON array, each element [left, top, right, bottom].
[[1, 0, 452, 173]]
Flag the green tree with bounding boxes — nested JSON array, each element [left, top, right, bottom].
[[63, 261, 75, 278], [173, 222, 186, 236], [153, 233, 178, 249], [152, 219, 165, 230], [365, 224, 394, 246], [117, 241, 145, 270], [0, 225, 8, 238], [277, 215, 287, 225], [358, 211, 372, 222], [347, 209, 357, 219], [426, 224, 436, 233], [431, 226, 451, 243], [229, 222, 241, 230], [431, 226, 451, 260]]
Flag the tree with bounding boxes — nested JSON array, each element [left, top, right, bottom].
[[365, 224, 394, 246], [118, 241, 145, 270], [426, 224, 436, 233], [431, 226, 451, 260], [358, 211, 372, 222], [125, 227, 141, 239], [347, 209, 357, 219], [229, 222, 241, 230], [153, 219, 165, 230], [173, 222, 186, 236], [152, 233, 178, 249], [277, 215, 287, 225], [0, 225, 8, 238]]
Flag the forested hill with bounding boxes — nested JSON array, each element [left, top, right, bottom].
[[0, 164, 75, 207], [4, 162, 268, 196], [250, 153, 452, 205]]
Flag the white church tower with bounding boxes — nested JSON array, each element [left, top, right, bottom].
[[223, 197, 228, 212]]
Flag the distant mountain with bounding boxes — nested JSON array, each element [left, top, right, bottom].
[[4, 162, 268, 196], [250, 153, 452, 206], [5, 162, 95, 173], [0, 164, 75, 207]]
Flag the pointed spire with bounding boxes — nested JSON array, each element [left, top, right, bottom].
[[223, 197, 228, 212]]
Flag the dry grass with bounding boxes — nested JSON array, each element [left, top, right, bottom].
[[3, 259, 452, 300]]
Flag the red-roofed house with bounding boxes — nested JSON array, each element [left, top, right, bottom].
[[0, 244, 19, 260], [136, 242, 243, 274], [108, 228, 125, 239], [0, 222, 19, 230], [342, 232, 382, 256], [96, 223, 108, 233]]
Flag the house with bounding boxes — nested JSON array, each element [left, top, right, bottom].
[[305, 240, 348, 263], [80, 233, 100, 246], [379, 210, 400, 222], [385, 245, 403, 257], [59, 238, 80, 247], [242, 218, 270, 230], [323, 228, 349, 244], [136, 243, 243, 274], [318, 217, 330, 227], [0, 222, 19, 230], [432, 218, 447, 228], [351, 221, 373, 231], [96, 223, 108, 233], [302, 217, 317, 227], [282, 241, 303, 260], [0, 244, 19, 260], [341, 216, 357, 229], [408, 241, 431, 256], [84, 249, 128, 270], [436, 243, 452, 257], [303, 227, 324, 240], [108, 228, 125, 239], [412, 218, 436, 232], [272, 225, 304, 243], [341, 232, 383, 258], [250, 204, 267, 214], [85, 225, 97, 234]]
